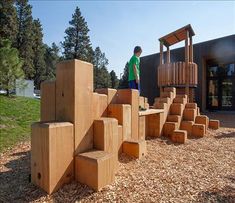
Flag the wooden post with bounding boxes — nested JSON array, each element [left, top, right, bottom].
[[160, 41, 163, 65], [189, 36, 193, 62], [185, 31, 189, 100], [166, 46, 170, 64]]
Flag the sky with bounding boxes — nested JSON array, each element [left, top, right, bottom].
[[29, 0, 235, 78]]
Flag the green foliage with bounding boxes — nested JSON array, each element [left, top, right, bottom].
[[110, 70, 119, 89], [0, 95, 40, 152], [0, 0, 18, 43], [62, 6, 93, 62], [119, 62, 129, 89], [93, 47, 111, 89], [0, 39, 24, 96]]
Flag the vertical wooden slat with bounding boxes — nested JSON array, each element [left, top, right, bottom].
[[189, 36, 193, 62], [185, 31, 189, 99], [167, 46, 170, 64], [160, 42, 163, 65]]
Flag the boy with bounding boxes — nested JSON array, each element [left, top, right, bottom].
[[128, 46, 142, 93]]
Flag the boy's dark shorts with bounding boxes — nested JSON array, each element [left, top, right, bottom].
[[128, 80, 140, 93]]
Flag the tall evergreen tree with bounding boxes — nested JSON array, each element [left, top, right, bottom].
[[0, 39, 24, 96], [119, 62, 129, 88], [110, 70, 119, 89], [32, 19, 46, 89], [15, 0, 34, 79], [0, 0, 18, 43], [93, 47, 111, 89], [62, 6, 93, 62]]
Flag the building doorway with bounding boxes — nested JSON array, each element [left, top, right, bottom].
[[207, 62, 235, 110]]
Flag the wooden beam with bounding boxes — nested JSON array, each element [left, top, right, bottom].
[[166, 46, 170, 64], [189, 36, 193, 62], [185, 31, 189, 99], [160, 42, 163, 65]]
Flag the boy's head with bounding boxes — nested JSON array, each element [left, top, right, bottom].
[[134, 46, 142, 57]]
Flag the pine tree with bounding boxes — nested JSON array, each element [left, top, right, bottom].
[[62, 6, 93, 62], [32, 19, 46, 89], [15, 0, 34, 79], [110, 70, 119, 89], [0, 0, 18, 43], [0, 39, 24, 96], [119, 62, 129, 88], [93, 47, 111, 89]]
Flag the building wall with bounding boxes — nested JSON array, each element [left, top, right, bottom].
[[140, 34, 235, 111]]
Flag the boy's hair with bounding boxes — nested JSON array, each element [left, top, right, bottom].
[[134, 46, 142, 54]]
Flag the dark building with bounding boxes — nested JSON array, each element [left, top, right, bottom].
[[140, 34, 235, 111]]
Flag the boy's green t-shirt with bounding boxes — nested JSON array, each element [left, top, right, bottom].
[[128, 55, 140, 81]]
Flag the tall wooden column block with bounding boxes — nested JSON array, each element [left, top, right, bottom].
[[138, 116, 146, 140], [95, 88, 117, 105], [56, 59, 93, 154], [115, 89, 139, 140], [146, 112, 164, 137], [108, 104, 131, 141], [118, 125, 123, 154], [92, 93, 108, 119], [31, 122, 74, 194], [40, 81, 56, 122]]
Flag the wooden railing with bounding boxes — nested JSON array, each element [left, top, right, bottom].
[[158, 62, 198, 87]]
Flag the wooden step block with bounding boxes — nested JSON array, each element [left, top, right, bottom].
[[173, 97, 187, 105], [164, 87, 176, 97], [154, 102, 168, 109], [171, 130, 187, 144], [192, 124, 205, 137], [155, 97, 171, 104], [209, 120, 220, 130], [195, 115, 209, 132], [163, 122, 177, 137], [93, 118, 118, 153], [139, 96, 145, 108], [31, 122, 74, 194], [170, 103, 183, 115], [95, 88, 117, 105], [56, 59, 93, 154], [122, 139, 147, 159], [176, 94, 188, 100], [40, 81, 56, 122], [183, 109, 196, 121], [185, 103, 197, 109], [118, 125, 123, 154], [146, 112, 164, 137], [139, 116, 146, 140], [160, 91, 174, 99], [92, 93, 108, 119], [167, 115, 181, 123], [108, 104, 131, 141], [115, 89, 139, 140], [75, 150, 115, 191], [180, 121, 194, 136]]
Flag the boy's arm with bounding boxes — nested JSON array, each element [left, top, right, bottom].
[[133, 64, 139, 84]]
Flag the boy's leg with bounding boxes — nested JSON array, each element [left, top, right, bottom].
[[128, 80, 138, 90]]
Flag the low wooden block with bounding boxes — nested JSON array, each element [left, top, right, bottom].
[[209, 119, 220, 130], [31, 122, 74, 194], [122, 139, 147, 159], [139, 96, 145, 108], [167, 115, 180, 123], [163, 122, 177, 137], [195, 115, 209, 132], [171, 130, 187, 144], [95, 88, 117, 105], [40, 81, 56, 122], [92, 93, 108, 119], [146, 112, 164, 137], [180, 121, 194, 136], [118, 125, 123, 154], [170, 103, 183, 115], [192, 124, 205, 137], [108, 104, 131, 141], [183, 109, 196, 121], [138, 116, 146, 140], [185, 103, 197, 109], [75, 150, 115, 191]]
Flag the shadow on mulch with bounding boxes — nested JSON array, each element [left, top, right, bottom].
[[215, 132, 235, 139], [197, 185, 235, 203]]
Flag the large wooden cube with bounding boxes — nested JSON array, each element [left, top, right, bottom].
[[75, 150, 115, 191], [180, 121, 194, 136], [163, 122, 177, 137], [31, 122, 74, 194], [40, 81, 56, 122], [123, 139, 147, 159], [171, 130, 187, 144], [56, 60, 93, 154], [146, 112, 164, 137], [192, 124, 205, 137], [183, 109, 196, 121], [107, 104, 131, 141], [170, 103, 183, 115]]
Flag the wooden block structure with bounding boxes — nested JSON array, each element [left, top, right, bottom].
[[122, 139, 147, 159], [31, 122, 74, 194]]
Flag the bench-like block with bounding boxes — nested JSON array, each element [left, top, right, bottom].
[[192, 124, 205, 137], [195, 115, 209, 132], [122, 139, 147, 159], [75, 150, 115, 191], [171, 130, 187, 144], [180, 121, 194, 136], [209, 120, 220, 130], [163, 122, 177, 137], [31, 122, 74, 194], [183, 108, 196, 121], [170, 103, 183, 115], [185, 103, 197, 109]]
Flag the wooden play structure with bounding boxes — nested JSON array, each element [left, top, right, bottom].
[[31, 25, 220, 195]]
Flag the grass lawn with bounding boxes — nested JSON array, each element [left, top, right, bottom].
[[0, 95, 40, 152]]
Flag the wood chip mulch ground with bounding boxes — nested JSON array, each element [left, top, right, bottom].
[[0, 113, 234, 203]]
